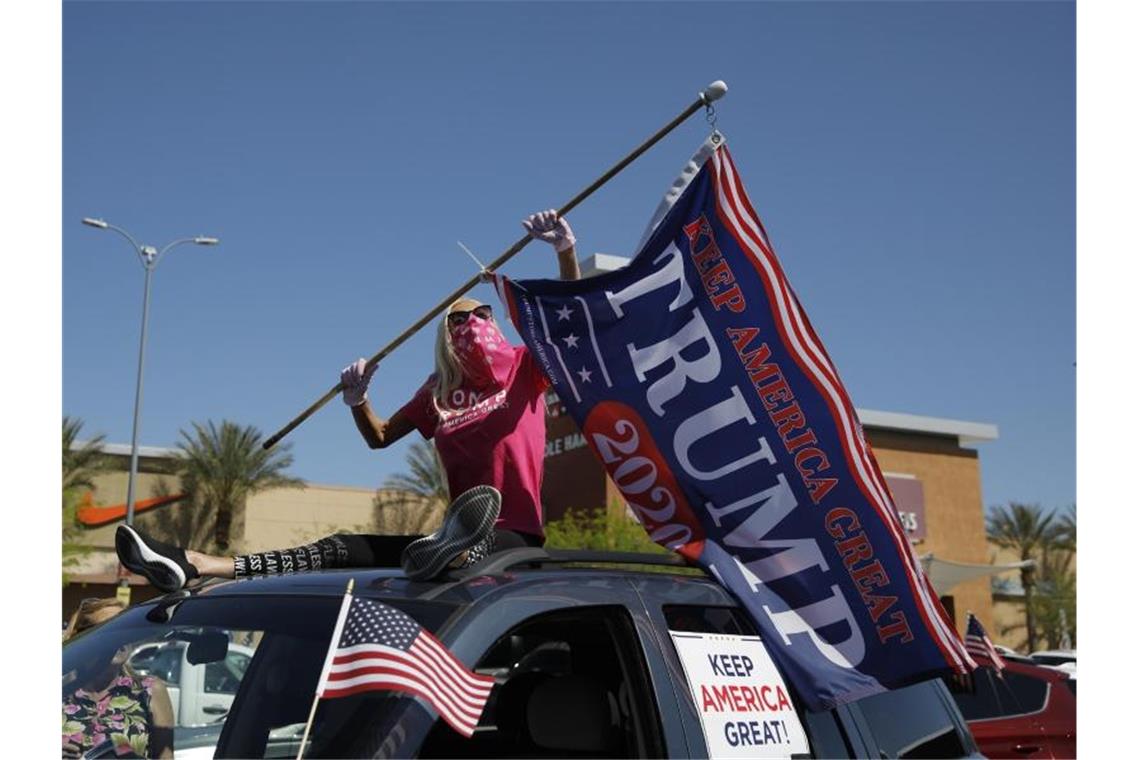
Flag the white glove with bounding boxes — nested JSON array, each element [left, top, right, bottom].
[[522, 209, 576, 253], [340, 359, 378, 407]]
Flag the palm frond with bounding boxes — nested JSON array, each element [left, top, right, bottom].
[[174, 419, 305, 551], [62, 416, 113, 494], [985, 502, 1055, 560], [383, 441, 449, 503]]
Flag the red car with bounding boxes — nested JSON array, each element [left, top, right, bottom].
[[945, 657, 1076, 758]]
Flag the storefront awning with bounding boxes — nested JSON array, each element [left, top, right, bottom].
[[918, 553, 1034, 595]]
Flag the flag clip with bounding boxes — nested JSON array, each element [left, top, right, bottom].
[[705, 102, 720, 139]]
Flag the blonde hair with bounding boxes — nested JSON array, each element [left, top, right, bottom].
[[64, 597, 126, 641], [430, 299, 470, 413]]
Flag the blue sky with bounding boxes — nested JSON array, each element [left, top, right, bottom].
[[63, 0, 1075, 513]]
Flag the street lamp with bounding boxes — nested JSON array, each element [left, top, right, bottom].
[[81, 217, 219, 527]]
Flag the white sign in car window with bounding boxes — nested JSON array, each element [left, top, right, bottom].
[[669, 632, 810, 759]]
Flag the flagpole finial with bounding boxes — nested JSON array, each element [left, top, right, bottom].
[[347, 578, 355, 594], [701, 80, 728, 104]]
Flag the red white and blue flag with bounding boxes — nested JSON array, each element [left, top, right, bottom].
[[314, 594, 494, 736], [493, 133, 975, 710], [965, 612, 1006, 672]]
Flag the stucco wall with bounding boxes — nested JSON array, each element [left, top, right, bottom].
[[866, 429, 993, 636]]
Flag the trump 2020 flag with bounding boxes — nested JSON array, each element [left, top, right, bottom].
[[313, 592, 494, 737], [493, 133, 975, 710]]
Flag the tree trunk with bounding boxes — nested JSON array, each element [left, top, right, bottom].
[[1021, 566, 1037, 652], [214, 502, 233, 553]]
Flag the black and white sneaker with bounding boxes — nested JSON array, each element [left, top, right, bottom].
[[401, 485, 501, 581], [115, 525, 199, 592], [460, 531, 497, 569]]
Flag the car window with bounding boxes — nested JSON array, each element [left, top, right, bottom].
[[854, 679, 971, 758], [665, 605, 833, 758], [204, 649, 251, 694], [802, 709, 852, 758], [944, 670, 1005, 721], [418, 605, 664, 759], [131, 644, 183, 686], [995, 670, 1049, 715], [63, 594, 459, 759], [663, 604, 757, 636]]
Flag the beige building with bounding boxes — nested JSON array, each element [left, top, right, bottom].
[[63, 442, 441, 621], [861, 415, 998, 635]]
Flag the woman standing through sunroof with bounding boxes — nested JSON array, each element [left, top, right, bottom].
[[116, 210, 580, 587]]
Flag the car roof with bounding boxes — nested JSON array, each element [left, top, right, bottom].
[[1000, 657, 1071, 681], [148, 548, 732, 609]]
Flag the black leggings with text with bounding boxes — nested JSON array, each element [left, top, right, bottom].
[[232, 530, 543, 578]]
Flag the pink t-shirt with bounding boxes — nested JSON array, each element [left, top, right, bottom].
[[398, 346, 549, 539]]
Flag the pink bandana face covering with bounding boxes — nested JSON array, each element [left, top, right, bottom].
[[449, 314, 514, 388]]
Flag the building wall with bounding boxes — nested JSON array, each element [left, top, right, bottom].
[[865, 429, 993, 636], [64, 455, 440, 622], [243, 484, 378, 552], [71, 462, 379, 554]]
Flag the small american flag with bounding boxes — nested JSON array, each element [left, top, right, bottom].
[[314, 595, 495, 737], [965, 613, 1006, 672]]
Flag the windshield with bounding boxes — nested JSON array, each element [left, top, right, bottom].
[[62, 594, 458, 759]]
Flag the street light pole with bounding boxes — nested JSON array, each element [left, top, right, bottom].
[[125, 249, 155, 528], [81, 218, 219, 526]]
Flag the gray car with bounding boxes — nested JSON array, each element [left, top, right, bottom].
[[62, 548, 981, 759]]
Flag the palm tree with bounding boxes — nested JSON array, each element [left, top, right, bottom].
[[1050, 504, 1076, 553], [62, 416, 113, 580], [383, 441, 449, 503], [1035, 504, 1076, 649], [374, 441, 449, 535], [175, 420, 304, 552], [986, 502, 1055, 651], [1032, 548, 1077, 649], [62, 416, 112, 496]]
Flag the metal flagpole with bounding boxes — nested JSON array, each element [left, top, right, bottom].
[[263, 80, 728, 450], [297, 578, 355, 760]]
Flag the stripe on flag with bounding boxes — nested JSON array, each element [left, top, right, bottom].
[[965, 613, 1006, 672]]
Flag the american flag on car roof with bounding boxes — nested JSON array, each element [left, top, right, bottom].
[[313, 594, 494, 737], [965, 613, 1006, 673]]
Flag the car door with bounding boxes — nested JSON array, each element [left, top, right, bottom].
[[990, 668, 1061, 759], [413, 575, 679, 758], [635, 588, 855, 759], [845, 678, 979, 758], [1034, 676, 1076, 759], [947, 668, 1050, 758]]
